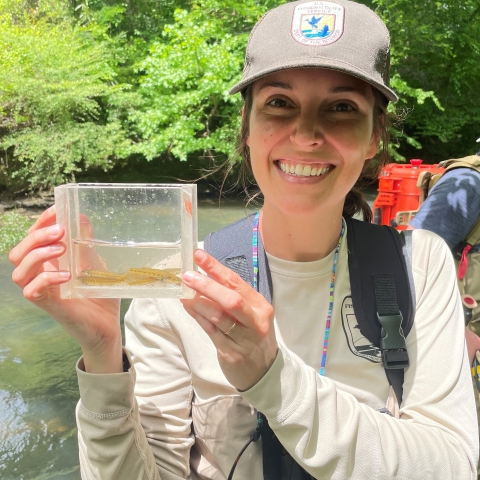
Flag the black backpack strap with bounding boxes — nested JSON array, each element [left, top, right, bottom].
[[384, 229, 415, 405], [345, 217, 414, 405], [258, 413, 283, 480]]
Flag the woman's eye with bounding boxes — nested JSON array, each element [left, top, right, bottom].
[[266, 98, 290, 108], [331, 103, 355, 112]]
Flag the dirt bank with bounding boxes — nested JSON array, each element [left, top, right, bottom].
[[0, 193, 54, 221]]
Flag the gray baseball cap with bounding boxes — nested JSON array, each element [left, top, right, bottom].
[[229, 0, 398, 102]]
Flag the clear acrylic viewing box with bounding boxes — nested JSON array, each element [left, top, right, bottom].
[[54, 183, 197, 299]]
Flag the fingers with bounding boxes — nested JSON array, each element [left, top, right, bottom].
[[79, 214, 93, 238], [9, 205, 69, 298], [192, 249, 264, 306], [11, 242, 67, 289], [181, 301, 244, 356], [182, 250, 274, 333], [22, 270, 71, 305], [181, 295, 243, 340], [182, 269, 253, 328], [10, 219, 64, 268]]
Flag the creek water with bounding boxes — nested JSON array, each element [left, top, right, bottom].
[[0, 200, 257, 480]]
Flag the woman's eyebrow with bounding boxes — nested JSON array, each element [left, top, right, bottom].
[[329, 86, 368, 98], [258, 83, 369, 98], [257, 81, 292, 92]]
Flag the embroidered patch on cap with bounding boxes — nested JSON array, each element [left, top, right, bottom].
[[291, 1, 345, 46]]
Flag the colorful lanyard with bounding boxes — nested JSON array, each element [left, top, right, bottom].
[[252, 211, 345, 376]]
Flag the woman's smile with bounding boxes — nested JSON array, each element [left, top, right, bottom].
[[275, 160, 335, 179]]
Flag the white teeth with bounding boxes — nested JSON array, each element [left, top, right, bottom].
[[278, 162, 331, 177]]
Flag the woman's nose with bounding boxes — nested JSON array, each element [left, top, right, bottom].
[[290, 112, 324, 148]]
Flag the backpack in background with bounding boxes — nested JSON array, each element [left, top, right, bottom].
[[418, 155, 480, 328]]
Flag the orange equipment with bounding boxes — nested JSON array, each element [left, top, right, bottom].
[[372, 159, 445, 230]]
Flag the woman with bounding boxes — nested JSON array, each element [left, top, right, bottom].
[[9, 0, 478, 478]]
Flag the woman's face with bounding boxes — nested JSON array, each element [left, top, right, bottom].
[[246, 68, 380, 217]]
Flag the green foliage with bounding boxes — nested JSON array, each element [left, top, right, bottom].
[[0, 210, 34, 253], [371, 0, 480, 160], [1, 0, 480, 193], [0, 0, 134, 192], [127, 0, 479, 165], [72, 0, 191, 40], [129, 0, 285, 164]]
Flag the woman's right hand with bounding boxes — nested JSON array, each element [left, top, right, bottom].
[[9, 205, 123, 374]]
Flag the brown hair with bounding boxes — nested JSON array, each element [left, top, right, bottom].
[[233, 85, 391, 221]]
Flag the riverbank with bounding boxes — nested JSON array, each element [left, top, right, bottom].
[[0, 182, 250, 218], [0, 193, 54, 219]]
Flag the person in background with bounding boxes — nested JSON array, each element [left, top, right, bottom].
[[409, 140, 480, 365], [9, 1, 479, 478], [409, 138, 480, 478]]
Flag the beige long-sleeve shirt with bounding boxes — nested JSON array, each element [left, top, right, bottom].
[[76, 228, 479, 479]]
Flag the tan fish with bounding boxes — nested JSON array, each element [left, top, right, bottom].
[[165, 276, 182, 286], [128, 267, 182, 285], [81, 270, 126, 280], [130, 267, 179, 280], [126, 276, 160, 286], [79, 275, 123, 286], [78, 266, 182, 286], [128, 267, 170, 278], [163, 268, 181, 276]]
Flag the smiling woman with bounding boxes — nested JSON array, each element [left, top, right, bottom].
[[237, 73, 390, 226], [7, 1, 479, 479], [243, 69, 381, 259]]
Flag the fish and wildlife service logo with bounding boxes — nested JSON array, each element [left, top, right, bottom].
[[292, 1, 345, 46]]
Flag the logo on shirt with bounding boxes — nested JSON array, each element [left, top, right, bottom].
[[291, 1, 345, 46], [341, 296, 382, 363]]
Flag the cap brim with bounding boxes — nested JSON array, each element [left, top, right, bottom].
[[229, 59, 398, 103]]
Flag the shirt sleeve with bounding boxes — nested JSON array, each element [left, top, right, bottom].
[[76, 298, 194, 480], [410, 168, 480, 249], [240, 229, 479, 479]]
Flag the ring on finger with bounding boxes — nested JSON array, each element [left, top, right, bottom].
[[223, 321, 237, 336]]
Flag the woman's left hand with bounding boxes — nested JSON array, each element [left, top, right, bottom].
[[180, 249, 278, 391]]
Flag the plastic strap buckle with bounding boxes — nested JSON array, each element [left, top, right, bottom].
[[377, 313, 410, 369], [472, 354, 480, 392]]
